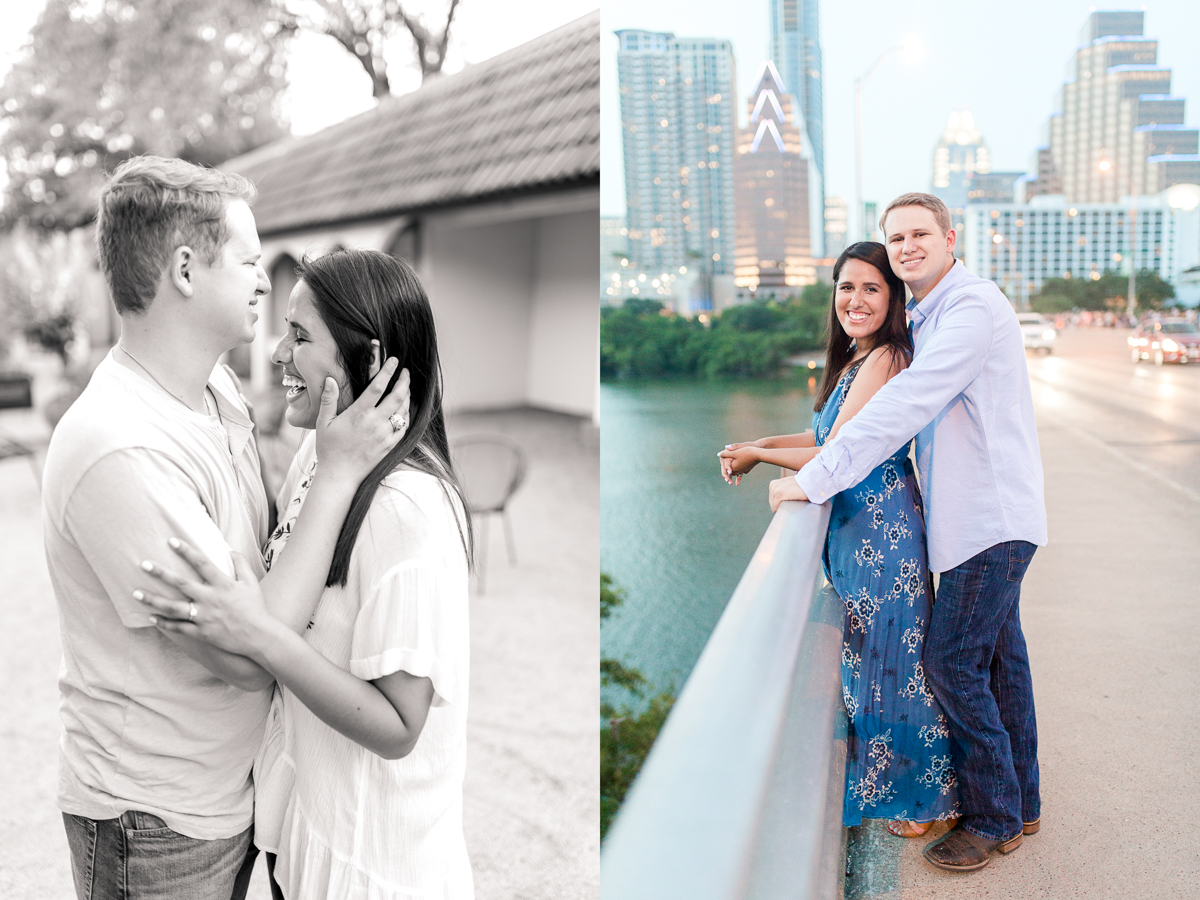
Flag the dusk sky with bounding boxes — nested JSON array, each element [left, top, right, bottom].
[[601, 0, 1200, 230]]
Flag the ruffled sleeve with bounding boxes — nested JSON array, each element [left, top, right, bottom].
[[349, 560, 461, 707]]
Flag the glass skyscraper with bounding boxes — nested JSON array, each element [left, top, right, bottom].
[[615, 29, 737, 295], [769, 0, 824, 256]]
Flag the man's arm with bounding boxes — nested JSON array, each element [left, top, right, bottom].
[[796, 294, 995, 504], [65, 449, 273, 691]]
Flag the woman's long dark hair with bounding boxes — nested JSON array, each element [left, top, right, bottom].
[[297, 248, 473, 587], [812, 241, 912, 412]]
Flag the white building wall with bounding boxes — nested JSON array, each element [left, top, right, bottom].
[[527, 210, 600, 418], [424, 216, 535, 412]]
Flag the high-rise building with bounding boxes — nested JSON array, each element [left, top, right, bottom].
[[964, 195, 1200, 308], [733, 61, 817, 292], [824, 195, 847, 259], [769, 0, 825, 257], [615, 30, 737, 307], [931, 109, 991, 229], [967, 172, 1025, 205], [1043, 10, 1200, 203]]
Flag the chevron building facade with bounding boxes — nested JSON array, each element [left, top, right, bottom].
[[733, 61, 819, 291]]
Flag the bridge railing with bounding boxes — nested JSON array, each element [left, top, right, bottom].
[[601, 500, 847, 900]]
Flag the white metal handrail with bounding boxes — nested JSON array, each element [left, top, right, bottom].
[[602, 500, 846, 900]]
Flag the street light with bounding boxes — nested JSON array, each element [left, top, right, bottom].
[[854, 39, 921, 242], [991, 231, 1022, 309]]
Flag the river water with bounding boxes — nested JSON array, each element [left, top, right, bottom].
[[600, 376, 819, 706]]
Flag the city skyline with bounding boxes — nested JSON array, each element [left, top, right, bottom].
[[601, 0, 1200, 228]]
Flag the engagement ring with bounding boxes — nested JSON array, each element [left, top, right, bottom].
[[389, 412, 408, 433], [188, 602, 198, 622]]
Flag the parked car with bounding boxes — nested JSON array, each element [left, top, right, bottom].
[[1128, 318, 1200, 365], [1016, 313, 1056, 354]]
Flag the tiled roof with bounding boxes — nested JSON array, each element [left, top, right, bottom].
[[224, 12, 599, 235]]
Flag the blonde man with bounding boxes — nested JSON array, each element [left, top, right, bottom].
[[43, 156, 401, 899]]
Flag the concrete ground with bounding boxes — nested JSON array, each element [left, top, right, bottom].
[[0, 377, 598, 899], [846, 327, 1200, 899]]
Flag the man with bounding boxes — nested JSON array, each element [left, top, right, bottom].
[[770, 192, 1047, 872], [42, 156, 401, 899]]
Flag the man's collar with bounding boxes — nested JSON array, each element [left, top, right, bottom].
[[906, 259, 965, 325]]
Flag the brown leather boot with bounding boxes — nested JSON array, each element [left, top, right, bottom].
[[1023, 818, 1041, 835], [923, 825, 1023, 872]]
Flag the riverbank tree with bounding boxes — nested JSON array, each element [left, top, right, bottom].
[[601, 573, 675, 839], [601, 283, 833, 380]]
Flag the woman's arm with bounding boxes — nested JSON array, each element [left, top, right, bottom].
[[719, 431, 815, 482], [256, 366, 409, 634], [251, 616, 434, 759], [719, 430, 817, 482], [137, 543, 434, 759]]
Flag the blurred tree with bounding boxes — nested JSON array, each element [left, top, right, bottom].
[[600, 573, 676, 840], [278, 0, 460, 98], [1030, 269, 1175, 314], [0, 0, 291, 231]]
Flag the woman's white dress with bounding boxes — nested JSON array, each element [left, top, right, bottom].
[[255, 432, 473, 900]]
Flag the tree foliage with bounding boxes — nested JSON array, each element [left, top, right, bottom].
[[600, 283, 833, 380], [280, 0, 460, 98], [1030, 269, 1176, 314], [0, 0, 291, 230], [599, 573, 676, 840]]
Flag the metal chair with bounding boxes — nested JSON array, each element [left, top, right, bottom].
[[451, 435, 527, 592]]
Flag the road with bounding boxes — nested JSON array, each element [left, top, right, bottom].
[[848, 326, 1200, 899]]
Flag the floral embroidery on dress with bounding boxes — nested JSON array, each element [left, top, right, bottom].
[[900, 619, 925, 654], [917, 755, 958, 797], [899, 660, 936, 707], [918, 715, 950, 748], [844, 586, 883, 634], [848, 730, 898, 811]]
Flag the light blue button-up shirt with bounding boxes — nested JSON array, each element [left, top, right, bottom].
[[796, 260, 1047, 573]]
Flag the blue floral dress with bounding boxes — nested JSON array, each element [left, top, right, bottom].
[[814, 357, 960, 827]]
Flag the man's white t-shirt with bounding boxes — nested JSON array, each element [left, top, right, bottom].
[[42, 352, 272, 840]]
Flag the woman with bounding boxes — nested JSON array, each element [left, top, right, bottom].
[[136, 249, 474, 897], [718, 242, 959, 835]]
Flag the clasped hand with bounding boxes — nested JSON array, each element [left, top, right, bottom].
[[718, 440, 761, 485], [315, 359, 411, 485], [135, 538, 270, 659]]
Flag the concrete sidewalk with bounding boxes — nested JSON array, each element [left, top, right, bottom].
[[0, 405, 598, 900], [845, 361, 1200, 897]]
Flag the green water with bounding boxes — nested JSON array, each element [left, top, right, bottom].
[[600, 377, 819, 704]]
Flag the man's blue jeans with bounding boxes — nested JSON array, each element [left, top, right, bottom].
[[923, 540, 1040, 842], [62, 810, 258, 900]]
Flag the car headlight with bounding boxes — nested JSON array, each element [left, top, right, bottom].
[[1041, 329, 1056, 341], [1163, 339, 1179, 352]]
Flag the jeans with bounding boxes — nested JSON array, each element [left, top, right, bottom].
[[923, 540, 1040, 842], [62, 810, 258, 900]]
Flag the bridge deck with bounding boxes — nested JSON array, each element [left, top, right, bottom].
[[848, 326, 1200, 899]]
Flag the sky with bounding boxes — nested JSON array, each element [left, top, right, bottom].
[[600, 0, 1200, 235], [0, 0, 600, 137]]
